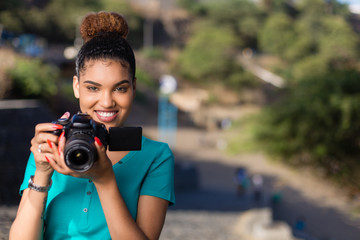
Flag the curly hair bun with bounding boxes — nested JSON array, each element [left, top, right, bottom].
[[80, 11, 129, 43]]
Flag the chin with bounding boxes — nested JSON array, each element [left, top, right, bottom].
[[104, 121, 123, 129]]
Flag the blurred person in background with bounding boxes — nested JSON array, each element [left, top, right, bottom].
[[9, 11, 175, 240], [234, 167, 249, 197], [251, 173, 263, 203]]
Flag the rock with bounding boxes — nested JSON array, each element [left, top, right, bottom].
[[233, 208, 302, 240]]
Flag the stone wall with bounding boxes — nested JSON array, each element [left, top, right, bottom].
[[0, 100, 56, 205]]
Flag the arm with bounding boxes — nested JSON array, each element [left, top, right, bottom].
[[94, 174, 168, 240], [9, 112, 69, 240], [136, 195, 169, 239], [90, 141, 169, 240], [9, 171, 51, 240]]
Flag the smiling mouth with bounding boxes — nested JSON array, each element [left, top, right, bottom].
[[95, 111, 118, 122]]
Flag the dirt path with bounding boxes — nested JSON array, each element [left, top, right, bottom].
[[142, 123, 360, 240]]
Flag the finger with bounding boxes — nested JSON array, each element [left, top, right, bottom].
[[94, 137, 106, 154], [30, 142, 49, 155], [44, 155, 51, 163], [47, 141, 64, 168], [60, 112, 70, 119], [46, 154, 63, 172], [47, 139, 53, 150], [31, 151, 54, 173], [40, 139, 57, 155], [35, 123, 63, 134], [46, 149, 74, 176], [50, 132, 75, 175], [58, 131, 66, 157], [31, 133, 61, 153]]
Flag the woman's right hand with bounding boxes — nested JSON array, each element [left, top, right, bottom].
[[30, 112, 70, 175]]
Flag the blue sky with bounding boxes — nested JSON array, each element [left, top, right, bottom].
[[338, 0, 359, 4]]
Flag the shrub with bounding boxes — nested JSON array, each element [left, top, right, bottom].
[[9, 58, 59, 98], [255, 70, 360, 188]]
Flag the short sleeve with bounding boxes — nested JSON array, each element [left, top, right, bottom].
[[140, 144, 176, 206], [19, 153, 37, 195]]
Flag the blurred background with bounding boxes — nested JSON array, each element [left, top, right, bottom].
[[1, 0, 360, 239]]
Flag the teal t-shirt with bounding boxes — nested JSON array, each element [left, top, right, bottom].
[[20, 136, 175, 240]]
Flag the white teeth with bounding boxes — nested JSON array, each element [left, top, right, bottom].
[[97, 111, 116, 117]]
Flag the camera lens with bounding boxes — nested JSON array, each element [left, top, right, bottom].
[[64, 135, 97, 172], [68, 149, 88, 166]]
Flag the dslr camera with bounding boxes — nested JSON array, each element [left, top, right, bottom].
[[51, 113, 142, 172]]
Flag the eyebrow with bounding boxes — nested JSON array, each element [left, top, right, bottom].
[[83, 80, 131, 87]]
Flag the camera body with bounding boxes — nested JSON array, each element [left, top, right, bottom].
[[52, 113, 142, 172]]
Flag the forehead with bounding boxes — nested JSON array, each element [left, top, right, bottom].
[[80, 59, 130, 77], [84, 59, 129, 69]]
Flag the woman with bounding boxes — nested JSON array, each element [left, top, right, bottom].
[[10, 11, 175, 240]]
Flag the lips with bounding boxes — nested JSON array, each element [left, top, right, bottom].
[[95, 110, 118, 122]]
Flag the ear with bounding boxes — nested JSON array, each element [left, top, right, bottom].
[[73, 75, 80, 99], [132, 77, 137, 99]]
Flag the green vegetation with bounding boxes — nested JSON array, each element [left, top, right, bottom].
[[2, 0, 360, 191], [135, 67, 157, 90], [0, 0, 141, 43], [9, 58, 59, 98], [0, 0, 142, 100], [141, 47, 166, 61], [175, 22, 238, 81], [235, 0, 360, 190], [254, 70, 360, 187], [174, 0, 262, 89]]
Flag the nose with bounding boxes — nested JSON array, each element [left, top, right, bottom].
[[100, 91, 115, 108]]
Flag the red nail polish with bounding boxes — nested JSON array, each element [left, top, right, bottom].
[[58, 132, 65, 156], [47, 139, 52, 149], [53, 124, 63, 130], [45, 155, 50, 163], [94, 137, 103, 147], [59, 131, 65, 140]]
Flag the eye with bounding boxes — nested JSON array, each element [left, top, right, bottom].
[[115, 86, 128, 93], [86, 86, 98, 91]]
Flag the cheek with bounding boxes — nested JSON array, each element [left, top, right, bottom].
[[116, 93, 134, 107], [122, 96, 132, 106], [79, 91, 97, 107]]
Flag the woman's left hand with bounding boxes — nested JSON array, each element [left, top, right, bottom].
[[47, 135, 114, 181]]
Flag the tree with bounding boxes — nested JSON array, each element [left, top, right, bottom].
[[258, 13, 296, 58], [0, 0, 141, 43], [202, 0, 262, 49], [175, 21, 237, 82], [174, 0, 260, 89], [254, 0, 360, 191], [255, 70, 360, 188]]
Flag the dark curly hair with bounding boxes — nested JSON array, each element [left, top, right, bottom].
[[75, 11, 136, 80]]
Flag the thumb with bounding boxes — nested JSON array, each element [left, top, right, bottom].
[[60, 112, 70, 119]]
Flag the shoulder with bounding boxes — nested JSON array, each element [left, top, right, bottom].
[[142, 136, 172, 153], [141, 136, 174, 160]]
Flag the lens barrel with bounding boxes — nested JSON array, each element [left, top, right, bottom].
[[64, 134, 97, 172]]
